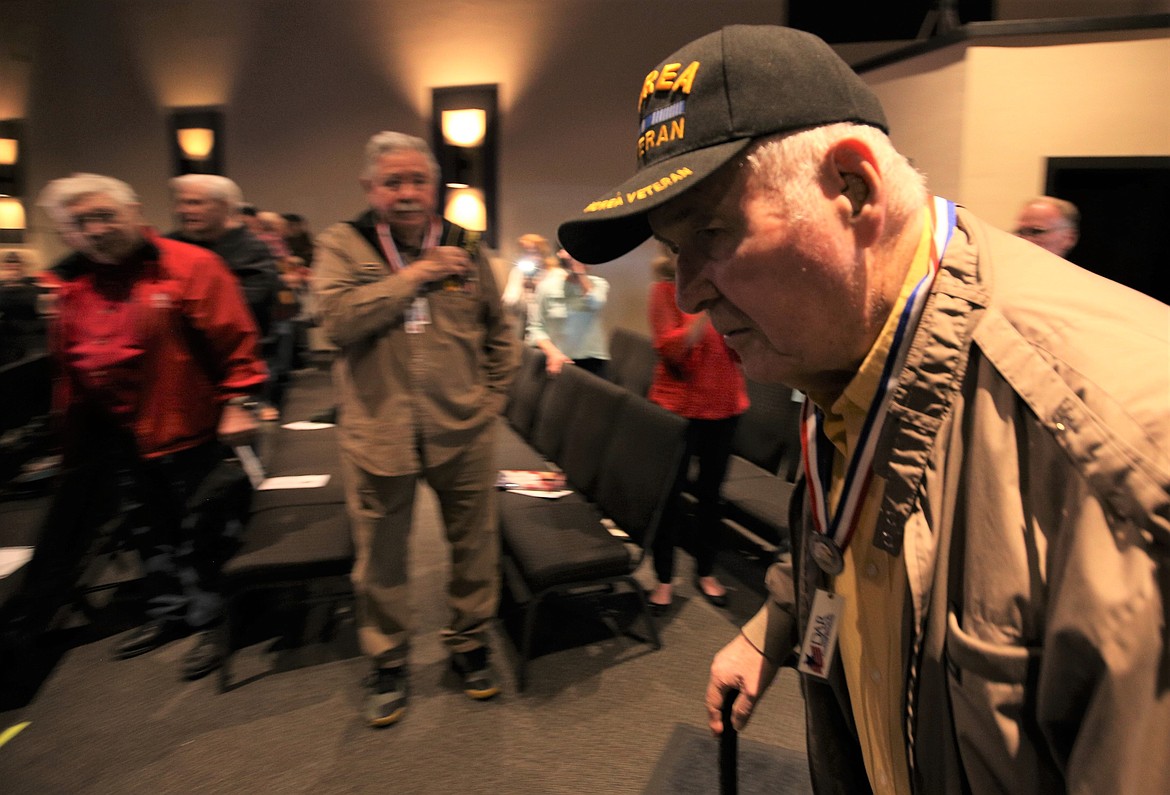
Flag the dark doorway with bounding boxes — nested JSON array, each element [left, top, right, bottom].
[[1046, 156, 1169, 306]]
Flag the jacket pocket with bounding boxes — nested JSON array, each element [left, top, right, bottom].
[[946, 610, 1039, 684]]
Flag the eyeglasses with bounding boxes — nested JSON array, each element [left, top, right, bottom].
[[68, 210, 120, 230], [1015, 225, 1067, 238]]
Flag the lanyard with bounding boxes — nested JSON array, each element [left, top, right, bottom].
[[801, 196, 956, 575], [375, 218, 440, 272]]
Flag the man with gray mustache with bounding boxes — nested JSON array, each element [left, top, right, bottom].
[[313, 131, 518, 727]]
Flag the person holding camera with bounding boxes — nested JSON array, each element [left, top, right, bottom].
[[500, 232, 554, 338], [525, 247, 610, 376]]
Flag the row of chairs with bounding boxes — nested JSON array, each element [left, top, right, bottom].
[[216, 368, 351, 691], [497, 347, 688, 690], [605, 328, 803, 554]]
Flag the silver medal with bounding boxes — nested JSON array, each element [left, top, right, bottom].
[[810, 534, 844, 575]]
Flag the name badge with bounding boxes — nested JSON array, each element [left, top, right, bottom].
[[405, 296, 431, 334], [797, 588, 844, 680]]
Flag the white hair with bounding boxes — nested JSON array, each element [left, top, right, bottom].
[[362, 131, 439, 181], [169, 173, 245, 210], [37, 173, 138, 226], [747, 123, 927, 233]]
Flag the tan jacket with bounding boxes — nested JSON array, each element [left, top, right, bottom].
[[312, 213, 518, 476], [744, 207, 1170, 794]]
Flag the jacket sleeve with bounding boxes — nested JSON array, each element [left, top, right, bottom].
[[233, 238, 280, 335], [648, 281, 696, 370], [742, 479, 804, 665], [311, 224, 422, 349], [477, 247, 519, 415], [1034, 503, 1170, 794], [524, 277, 552, 346], [183, 251, 267, 400]]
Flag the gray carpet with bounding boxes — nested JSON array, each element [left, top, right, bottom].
[[643, 724, 812, 795], [1, 483, 809, 793]]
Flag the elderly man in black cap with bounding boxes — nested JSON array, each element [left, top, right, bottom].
[[559, 25, 1169, 795]]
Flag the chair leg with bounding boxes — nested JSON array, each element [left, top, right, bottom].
[[629, 577, 662, 649], [518, 592, 548, 693], [217, 605, 233, 693]]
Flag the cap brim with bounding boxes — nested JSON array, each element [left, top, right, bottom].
[[558, 138, 753, 264]]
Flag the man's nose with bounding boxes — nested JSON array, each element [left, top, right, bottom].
[[675, 253, 715, 313]]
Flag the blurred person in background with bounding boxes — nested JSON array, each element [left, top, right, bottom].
[[500, 232, 554, 338], [525, 247, 610, 376], [1014, 195, 1079, 258], [644, 244, 747, 614]]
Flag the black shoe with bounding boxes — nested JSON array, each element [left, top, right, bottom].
[[646, 597, 671, 617], [451, 647, 500, 700], [113, 620, 186, 660], [694, 578, 728, 608], [365, 666, 408, 727], [181, 630, 223, 680]]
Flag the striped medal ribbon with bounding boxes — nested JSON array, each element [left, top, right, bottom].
[[801, 197, 956, 575]]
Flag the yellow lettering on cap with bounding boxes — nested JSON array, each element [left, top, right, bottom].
[[639, 70, 660, 110], [655, 63, 681, 92], [583, 194, 625, 213], [623, 168, 696, 205], [673, 61, 699, 95]]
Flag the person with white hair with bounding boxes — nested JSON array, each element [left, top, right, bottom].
[[313, 132, 517, 727], [166, 173, 280, 341], [559, 26, 1168, 794], [28, 172, 266, 680]]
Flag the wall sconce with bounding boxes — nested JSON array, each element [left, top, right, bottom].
[[170, 107, 225, 175], [431, 85, 497, 246], [0, 119, 26, 245], [444, 187, 487, 232], [0, 195, 25, 245], [0, 119, 24, 199]]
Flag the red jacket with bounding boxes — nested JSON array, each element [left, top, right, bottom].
[[51, 231, 266, 460], [646, 279, 748, 420]]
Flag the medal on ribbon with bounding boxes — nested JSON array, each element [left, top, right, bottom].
[[801, 197, 955, 575]]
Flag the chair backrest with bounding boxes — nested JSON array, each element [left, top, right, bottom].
[[732, 380, 804, 480], [607, 328, 657, 398], [529, 364, 582, 460], [505, 346, 547, 438], [594, 394, 687, 550], [556, 366, 629, 498]]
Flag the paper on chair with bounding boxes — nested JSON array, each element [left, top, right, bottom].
[[257, 474, 331, 490], [0, 546, 34, 579], [282, 421, 335, 430], [506, 488, 573, 499]]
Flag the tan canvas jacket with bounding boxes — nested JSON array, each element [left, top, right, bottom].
[[312, 213, 518, 476], [743, 206, 1170, 794]]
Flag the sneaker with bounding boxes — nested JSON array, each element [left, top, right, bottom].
[[113, 619, 187, 660], [181, 630, 223, 680], [365, 666, 408, 727], [451, 647, 500, 700]]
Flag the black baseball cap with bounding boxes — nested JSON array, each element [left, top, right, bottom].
[[557, 25, 888, 264]]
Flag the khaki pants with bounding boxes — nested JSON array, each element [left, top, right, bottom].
[[342, 431, 500, 667]]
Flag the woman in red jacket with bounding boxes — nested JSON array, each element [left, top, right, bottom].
[[646, 247, 748, 613]]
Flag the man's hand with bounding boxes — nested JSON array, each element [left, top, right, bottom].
[[404, 245, 472, 290], [218, 402, 258, 447], [706, 633, 780, 736]]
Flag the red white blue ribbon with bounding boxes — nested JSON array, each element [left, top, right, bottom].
[[801, 196, 956, 569]]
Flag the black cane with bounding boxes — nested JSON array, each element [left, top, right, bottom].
[[720, 688, 739, 795]]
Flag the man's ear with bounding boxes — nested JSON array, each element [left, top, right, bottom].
[[828, 138, 882, 247]]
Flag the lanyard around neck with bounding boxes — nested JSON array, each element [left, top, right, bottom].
[[375, 218, 440, 272], [801, 196, 956, 574]]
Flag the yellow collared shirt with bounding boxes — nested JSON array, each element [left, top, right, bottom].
[[819, 208, 935, 795]]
